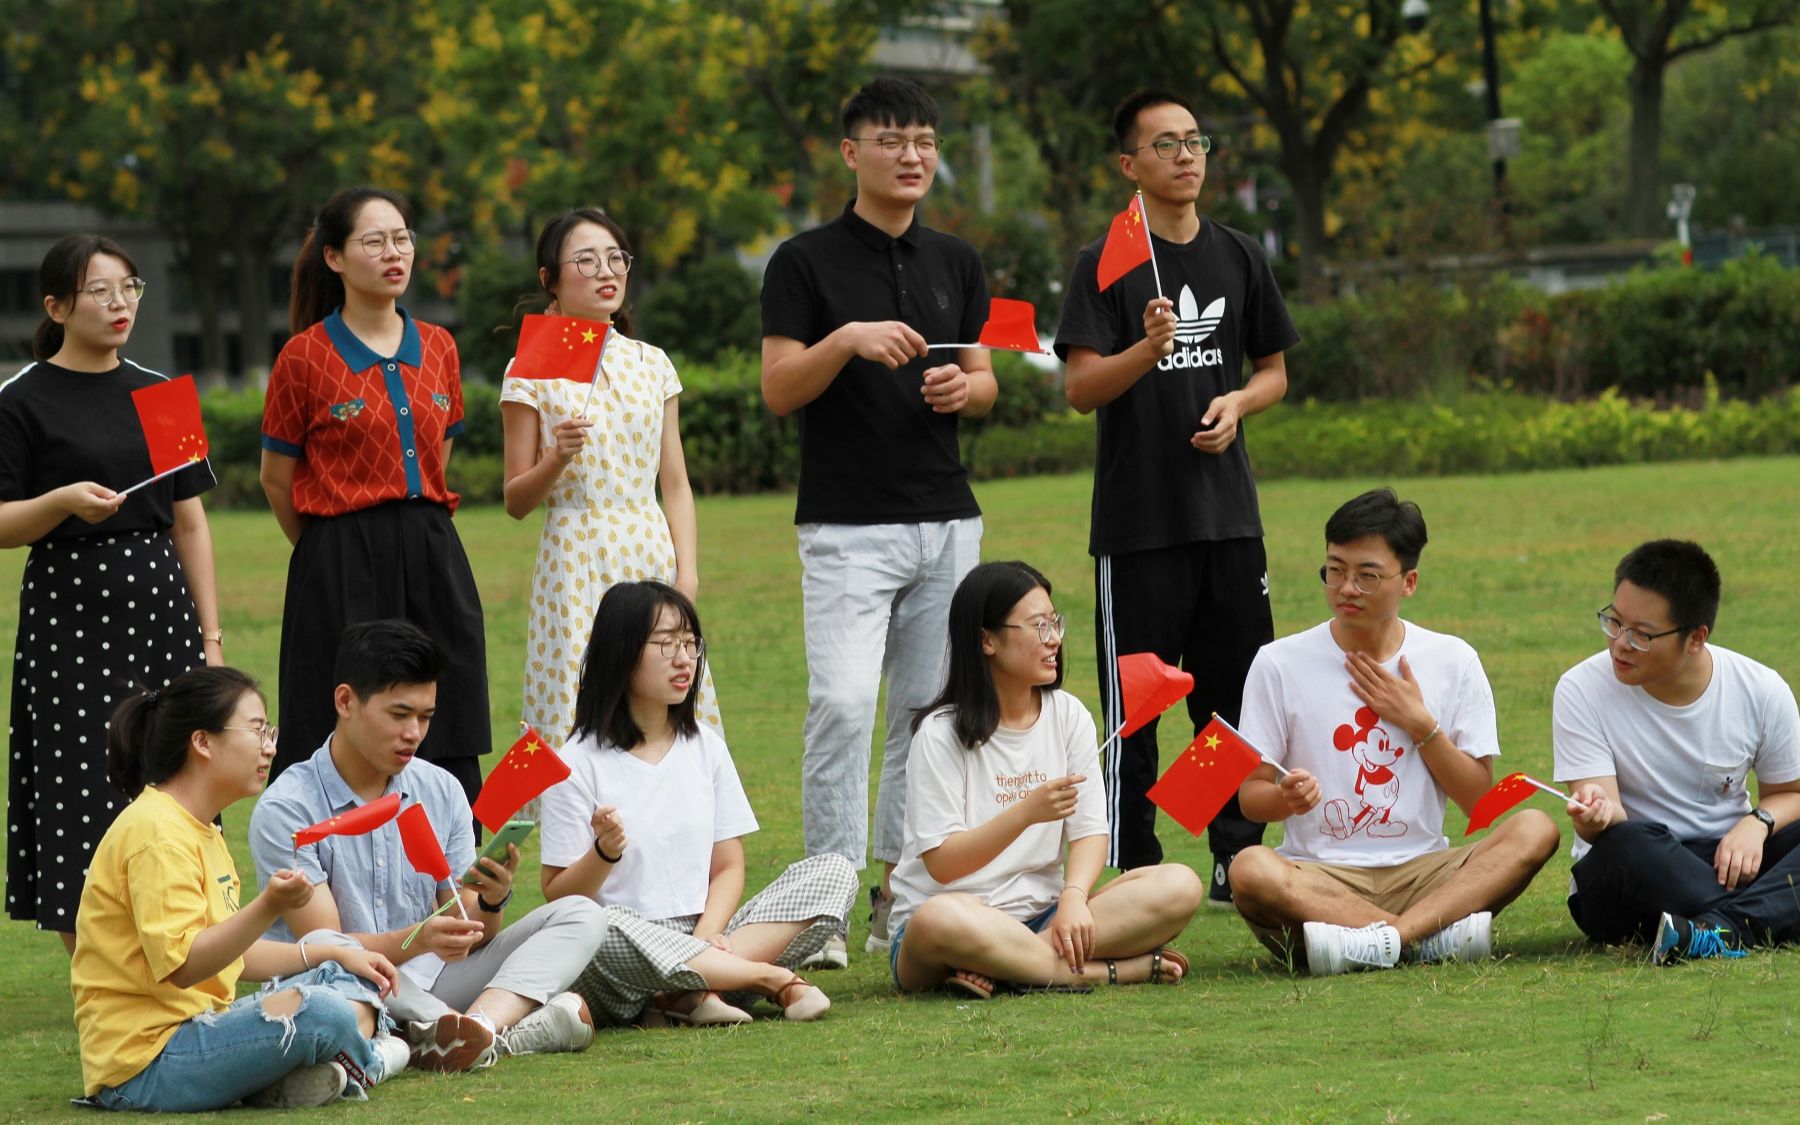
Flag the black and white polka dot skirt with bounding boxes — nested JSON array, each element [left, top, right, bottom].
[[6, 530, 204, 931]]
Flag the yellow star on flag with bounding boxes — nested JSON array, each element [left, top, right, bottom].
[[581, 328, 598, 344], [1204, 733, 1221, 751]]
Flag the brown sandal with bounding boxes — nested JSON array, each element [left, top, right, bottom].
[[1149, 947, 1189, 985]]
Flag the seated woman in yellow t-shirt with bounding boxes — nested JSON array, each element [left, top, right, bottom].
[[72, 667, 407, 1110]]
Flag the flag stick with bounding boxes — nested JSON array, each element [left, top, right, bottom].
[[578, 326, 614, 418], [119, 459, 199, 496], [1519, 773, 1593, 810], [923, 342, 1047, 354], [1137, 192, 1165, 300]]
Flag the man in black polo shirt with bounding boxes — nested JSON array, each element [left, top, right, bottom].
[[1055, 89, 1299, 896], [760, 77, 996, 965]]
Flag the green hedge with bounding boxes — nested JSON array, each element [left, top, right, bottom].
[[1288, 255, 1800, 403], [193, 370, 1800, 509]]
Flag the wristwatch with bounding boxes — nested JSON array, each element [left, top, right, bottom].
[[1750, 807, 1776, 837], [477, 890, 513, 914]]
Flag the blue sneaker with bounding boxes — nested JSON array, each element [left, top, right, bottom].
[[1652, 912, 1747, 965]]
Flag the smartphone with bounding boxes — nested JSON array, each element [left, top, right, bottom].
[[461, 820, 536, 886]]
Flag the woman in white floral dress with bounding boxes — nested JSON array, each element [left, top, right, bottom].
[[501, 209, 721, 749]]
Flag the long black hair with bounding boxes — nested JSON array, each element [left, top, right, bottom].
[[34, 234, 139, 361], [532, 208, 636, 337], [914, 561, 1062, 749], [289, 186, 413, 333], [105, 667, 262, 799], [570, 581, 703, 749]]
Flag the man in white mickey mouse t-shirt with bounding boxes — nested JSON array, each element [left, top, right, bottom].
[[1228, 489, 1560, 975]]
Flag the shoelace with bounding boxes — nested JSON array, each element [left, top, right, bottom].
[[1686, 925, 1748, 960]]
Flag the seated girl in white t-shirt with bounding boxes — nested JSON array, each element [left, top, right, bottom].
[[889, 561, 1204, 998], [539, 581, 857, 1025]]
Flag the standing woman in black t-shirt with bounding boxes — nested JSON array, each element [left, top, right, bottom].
[[0, 235, 222, 951]]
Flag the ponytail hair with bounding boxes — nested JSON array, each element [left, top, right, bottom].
[[106, 667, 261, 798], [532, 208, 636, 338], [33, 234, 139, 361], [289, 186, 413, 334], [913, 561, 1062, 749]]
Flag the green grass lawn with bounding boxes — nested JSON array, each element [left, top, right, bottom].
[[4, 457, 1799, 1123]]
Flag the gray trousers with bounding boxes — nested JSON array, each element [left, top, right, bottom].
[[301, 896, 608, 1025], [798, 518, 982, 868]]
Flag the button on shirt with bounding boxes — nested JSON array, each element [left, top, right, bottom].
[[760, 199, 989, 525], [248, 737, 477, 988]]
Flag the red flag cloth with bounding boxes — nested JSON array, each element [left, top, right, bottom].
[[1116, 652, 1194, 739], [397, 802, 453, 881], [976, 298, 1045, 353], [130, 375, 209, 477], [292, 791, 402, 847], [471, 727, 573, 832], [510, 314, 608, 382], [1464, 772, 1540, 835], [1147, 716, 1264, 836], [1095, 195, 1153, 291]]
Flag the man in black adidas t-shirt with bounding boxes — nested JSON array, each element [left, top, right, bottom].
[[760, 77, 996, 963], [1055, 90, 1300, 892]]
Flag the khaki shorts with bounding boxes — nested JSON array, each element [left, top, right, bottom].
[[1244, 847, 1479, 952]]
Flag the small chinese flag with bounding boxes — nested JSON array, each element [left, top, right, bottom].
[[975, 298, 1046, 353], [130, 374, 209, 476], [1148, 716, 1263, 836], [1116, 653, 1194, 739], [511, 314, 608, 382], [396, 802, 453, 882], [1095, 194, 1153, 291], [1464, 773, 1541, 835], [293, 791, 402, 847], [471, 726, 572, 832]]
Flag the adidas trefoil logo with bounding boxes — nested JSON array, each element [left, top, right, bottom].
[[1158, 285, 1225, 371]]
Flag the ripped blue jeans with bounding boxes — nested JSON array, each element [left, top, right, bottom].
[[93, 962, 390, 1112]]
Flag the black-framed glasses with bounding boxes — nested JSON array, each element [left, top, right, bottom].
[[566, 249, 634, 277], [1596, 606, 1683, 651], [355, 229, 417, 256], [84, 277, 147, 306], [1319, 565, 1405, 596], [647, 634, 706, 660], [848, 133, 941, 157], [222, 722, 279, 747], [1134, 135, 1212, 159], [997, 613, 1066, 644]]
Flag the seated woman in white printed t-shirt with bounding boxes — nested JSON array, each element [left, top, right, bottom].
[[888, 561, 1203, 999], [538, 581, 857, 1025]]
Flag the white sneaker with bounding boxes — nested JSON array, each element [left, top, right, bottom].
[[243, 1061, 348, 1107], [1414, 912, 1493, 964], [864, 888, 893, 953], [800, 932, 848, 970], [407, 1012, 498, 1072], [371, 1034, 410, 1084], [499, 992, 595, 1057], [1303, 921, 1402, 976]]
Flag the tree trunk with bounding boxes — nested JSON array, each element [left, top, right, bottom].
[[1626, 54, 1668, 237], [1283, 156, 1330, 297], [187, 249, 227, 380], [236, 238, 271, 382]]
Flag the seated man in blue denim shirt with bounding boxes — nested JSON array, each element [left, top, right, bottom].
[[251, 619, 606, 1071]]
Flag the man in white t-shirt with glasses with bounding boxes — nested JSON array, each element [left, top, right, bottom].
[[1553, 539, 1800, 964], [1227, 489, 1560, 975]]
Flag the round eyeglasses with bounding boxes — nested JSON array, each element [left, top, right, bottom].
[[222, 723, 279, 746], [84, 277, 147, 306], [1319, 565, 1405, 596], [355, 229, 417, 256], [565, 249, 634, 277], [996, 613, 1066, 644], [1596, 606, 1682, 652], [647, 635, 706, 660]]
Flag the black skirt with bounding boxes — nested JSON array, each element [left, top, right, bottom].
[[6, 530, 204, 931], [271, 500, 489, 801]]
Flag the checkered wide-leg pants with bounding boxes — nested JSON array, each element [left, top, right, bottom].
[[570, 853, 858, 1024]]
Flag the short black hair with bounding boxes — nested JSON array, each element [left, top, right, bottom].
[[842, 77, 940, 137], [1325, 488, 1429, 571], [333, 619, 446, 701], [1614, 539, 1721, 634], [570, 581, 704, 749], [1113, 89, 1197, 153]]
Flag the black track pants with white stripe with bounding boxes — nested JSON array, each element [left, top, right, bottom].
[[1095, 538, 1272, 869]]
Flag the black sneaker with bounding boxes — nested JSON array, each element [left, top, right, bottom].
[[1206, 853, 1235, 908]]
